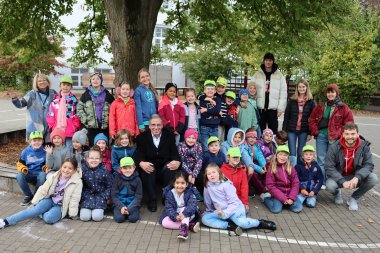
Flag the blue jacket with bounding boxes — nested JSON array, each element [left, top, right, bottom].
[[111, 170, 142, 214], [80, 161, 112, 210], [199, 95, 221, 127], [295, 161, 323, 194], [134, 84, 158, 129], [111, 145, 136, 174], [19, 145, 46, 175], [243, 143, 266, 173], [202, 150, 226, 170], [159, 185, 200, 223], [221, 128, 255, 170]]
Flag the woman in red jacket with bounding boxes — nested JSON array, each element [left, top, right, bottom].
[[308, 84, 354, 183]]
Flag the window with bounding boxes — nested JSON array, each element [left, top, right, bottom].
[[71, 68, 89, 87], [153, 26, 168, 48]]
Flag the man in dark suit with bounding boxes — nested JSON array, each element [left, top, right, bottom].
[[135, 114, 181, 212]]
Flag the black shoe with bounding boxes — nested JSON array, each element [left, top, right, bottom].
[[227, 220, 243, 236], [20, 196, 33, 206], [258, 219, 276, 231]]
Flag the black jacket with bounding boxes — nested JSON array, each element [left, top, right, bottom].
[[283, 99, 315, 132]]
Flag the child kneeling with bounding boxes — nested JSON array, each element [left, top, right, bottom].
[[112, 157, 142, 223], [202, 163, 276, 235], [160, 171, 200, 240]]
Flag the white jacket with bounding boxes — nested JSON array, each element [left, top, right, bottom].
[[252, 68, 287, 112], [31, 170, 83, 218]]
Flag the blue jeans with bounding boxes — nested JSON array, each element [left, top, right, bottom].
[[16, 172, 46, 197], [200, 125, 219, 151], [297, 193, 317, 208], [80, 208, 104, 221], [287, 131, 308, 166], [6, 198, 62, 225], [316, 133, 329, 182], [264, 197, 303, 213], [202, 206, 259, 229]]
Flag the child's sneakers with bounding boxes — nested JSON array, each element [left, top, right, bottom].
[[20, 196, 33, 206], [258, 219, 277, 231], [334, 189, 343, 205], [227, 220, 243, 236], [189, 221, 200, 233], [260, 192, 271, 202], [347, 197, 358, 211], [0, 219, 5, 229], [177, 224, 189, 240]]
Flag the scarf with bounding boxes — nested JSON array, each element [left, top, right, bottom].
[[89, 85, 106, 128], [296, 97, 306, 130], [56, 91, 68, 131]]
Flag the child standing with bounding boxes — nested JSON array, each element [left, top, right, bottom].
[[246, 82, 261, 137], [220, 91, 239, 140], [0, 158, 82, 228], [71, 128, 90, 168], [80, 146, 113, 221], [215, 77, 228, 141], [295, 145, 323, 208], [45, 128, 71, 176], [46, 76, 80, 149], [160, 171, 200, 240], [158, 83, 186, 145], [16, 131, 47, 206], [94, 133, 112, 173], [182, 88, 200, 140], [109, 82, 139, 139], [112, 157, 142, 223], [199, 80, 221, 151], [262, 145, 303, 214], [237, 89, 259, 133], [111, 129, 135, 175], [221, 147, 249, 210], [258, 128, 276, 162], [202, 163, 276, 235]]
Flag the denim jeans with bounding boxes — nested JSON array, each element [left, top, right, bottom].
[[113, 207, 140, 223], [297, 193, 317, 208], [16, 172, 46, 197], [287, 131, 308, 166], [200, 125, 219, 151], [326, 173, 379, 200], [6, 198, 62, 225], [316, 133, 329, 182], [264, 197, 303, 213], [80, 208, 104, 221], [202, 206, 259, 229]]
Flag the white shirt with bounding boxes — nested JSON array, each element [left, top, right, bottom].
[[152, 133, 162, 148]]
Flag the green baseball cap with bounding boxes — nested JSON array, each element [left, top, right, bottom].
[[207, 136, 220, 145], [120, 157, 135, 167], [302, 145, 315, 152], [227, 147, 241, 157], [216, 77, 228, 87], [29, 131, 43, 140], [204, 80, 216, 87], [276, 145, 290, 154], [225, 91, 236, 100], [60, 76, 73, 85]]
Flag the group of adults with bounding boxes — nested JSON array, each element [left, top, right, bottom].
[[10, 53, 378, 211]]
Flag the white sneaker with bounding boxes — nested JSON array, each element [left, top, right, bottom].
[[0, 219, 5, 229], [260, 192, 271, 202], [347, 197, 358, 211], [321, 185, 326, 190], [334, 190, 343, 205]]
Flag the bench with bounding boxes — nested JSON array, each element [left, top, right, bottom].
[[0, 162, 27, 194]]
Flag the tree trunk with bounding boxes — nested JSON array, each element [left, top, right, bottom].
[[104, 0, 163, 89]]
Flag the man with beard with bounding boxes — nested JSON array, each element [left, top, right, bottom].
[[325, 122, 378, 211]]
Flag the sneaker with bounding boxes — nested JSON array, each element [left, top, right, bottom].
[[258, 219, 277, 231], [227, 220, 243, 236], [189, 221, 200, 233], [334, 190, 343, 205], [177, 223, 189, 240], [347, 197, 358, 211], [260, 192, 271, 202], [20, 196, 33, 206], [0, 219, 5, 229], [321, 185, 326, 190]]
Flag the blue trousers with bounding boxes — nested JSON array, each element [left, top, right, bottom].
[[16, 172, 46, 197], [200, 125, 219, 151], [297, 193, 317, 208], [113, 207, 140, 223], [264, 197, 303, 214]]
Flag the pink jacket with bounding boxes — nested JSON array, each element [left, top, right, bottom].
[[109, 97, 139, 137], [46, 92, 80, 137], [158, 95, 185, 133], [265, 162, 300, 203]]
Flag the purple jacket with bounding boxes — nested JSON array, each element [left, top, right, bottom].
[[203, 180, 244, 219], [258, 139, 276, 161], [265, 163, 300, 203]]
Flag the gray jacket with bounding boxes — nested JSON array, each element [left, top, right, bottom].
[[325, 136, 373, 187]]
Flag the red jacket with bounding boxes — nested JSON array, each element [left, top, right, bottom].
[[158, 95, 186, 134], [109, 97, 139, 137], [221, 163, 248, 205], [308, 102, 353, 140], [101, 148, 112, 173], [265, 163, 300, 204]]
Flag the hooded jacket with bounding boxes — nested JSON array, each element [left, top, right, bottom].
[[202, 150, 226, 171], [295, 161, 323, 194], [109, 97, 139, 137], [158, 94, 186, 134], [111, 145, 135, 175], [220, 163, 248, 205], [221, 128, 255, 169], [111, 170, 142, 214], [325, 135, 374, 187], [32, 169, 82, 218], [159, 185, 200, 223], [237, 98, 259, 132], [243, 142, 266, 173], [134, 84, 158, 129]]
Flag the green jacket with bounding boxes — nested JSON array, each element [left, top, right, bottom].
[[237, 98, 259, 132]]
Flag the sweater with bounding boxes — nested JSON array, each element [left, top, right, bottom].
[[111, 145, 136, 174], [109, 97, 139, 137], [134, 84, 158, 129], [19, 145, 46, 175], [178, 142, 203, 178], [202, 150, 226, 170], [220, 163, 249, 205], [46, 145, 71, 172], [199, 95, 221, 127]]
